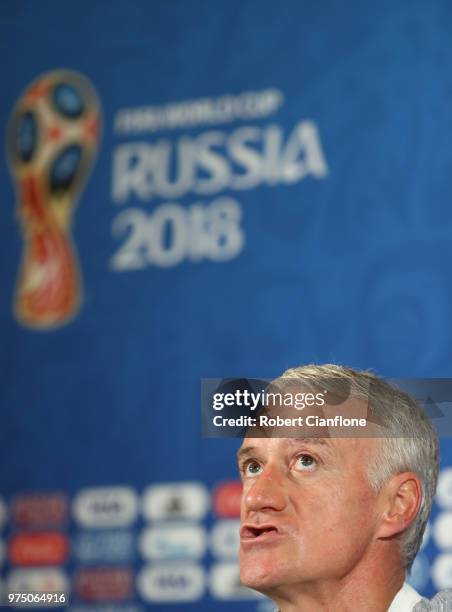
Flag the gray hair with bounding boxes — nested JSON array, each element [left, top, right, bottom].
[[279, 363, 439, 572]]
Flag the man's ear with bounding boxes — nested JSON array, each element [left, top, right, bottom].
[[376, 472, 422, 539]]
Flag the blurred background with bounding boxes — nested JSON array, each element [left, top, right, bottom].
[[1, 0, 452, 610]]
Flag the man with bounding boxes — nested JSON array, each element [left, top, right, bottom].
[[237, 364, 451, 611]]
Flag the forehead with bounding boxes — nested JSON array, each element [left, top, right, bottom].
[[246, 388, 380, 440]]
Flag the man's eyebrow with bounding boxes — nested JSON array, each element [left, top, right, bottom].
[[290, 438, 337, 461], [289, 437, 334, 453], [236, 446, 256, 462], [236, 438, 331, 462]]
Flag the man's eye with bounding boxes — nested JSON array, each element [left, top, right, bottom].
[[243, 460, 262, 476], [295, 454, 316, 470]]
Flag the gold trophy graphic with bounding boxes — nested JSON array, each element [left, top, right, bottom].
[[7, 70, 101, 329]]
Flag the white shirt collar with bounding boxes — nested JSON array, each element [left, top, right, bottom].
[[273, 582, 422, 612], [388, 583, 423, 612]]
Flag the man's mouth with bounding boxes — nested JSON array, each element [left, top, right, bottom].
[[240, 524, 280, 541]]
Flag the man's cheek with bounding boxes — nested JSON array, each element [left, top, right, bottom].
[[292, 488, 332, 516], [239, 482, 253, 513]]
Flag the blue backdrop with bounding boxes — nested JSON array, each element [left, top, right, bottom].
[[1, 0, 452, 610]]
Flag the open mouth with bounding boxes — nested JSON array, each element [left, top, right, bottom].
[[240, 524, 280, 540]]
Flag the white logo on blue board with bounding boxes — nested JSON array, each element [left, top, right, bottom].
[[110, 89, 329, 271], [73, 486, 138, 528], [436, 468, 452, 509], [210, 520, 240, 559], [432, 553, 452, 590], [137, 563, 205, 602], [142, 482, 209, 521], [73, 529, 135, 563], [139, 524, 206, 560]]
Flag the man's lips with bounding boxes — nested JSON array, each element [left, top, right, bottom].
[[240, 523, 282, 543]]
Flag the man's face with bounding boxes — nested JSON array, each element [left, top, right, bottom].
[[238, 435, 381, 593]]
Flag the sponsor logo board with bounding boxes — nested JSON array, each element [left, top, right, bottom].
[[9, 532, 69, 566], [73, 487, 138, 528], [432, 553, 452, 590], [436, 469, 452, 509], [213, 481, 242, 518], [139, 524, 206, 560], [142, 483, 209, 521], [210, 520, 240, 559], [6, 568, 69, 595], [0, 498, 7, 529], [11, 493, 68, 527], [137, 563, 204, 602], [73, 530, 135, 564], [434, 513, 452, 549], [0, 539, 5, 566], [74, 567, 133, 602]]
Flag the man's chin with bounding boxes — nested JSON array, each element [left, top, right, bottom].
[[240, 559, 284, 592]]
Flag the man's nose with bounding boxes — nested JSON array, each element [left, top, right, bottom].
[[243, 466, 287, 513]]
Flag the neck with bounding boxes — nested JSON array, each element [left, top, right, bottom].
[[269, 548, 405, 612]]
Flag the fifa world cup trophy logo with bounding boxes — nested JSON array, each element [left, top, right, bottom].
[[7, 70, 101, 329]]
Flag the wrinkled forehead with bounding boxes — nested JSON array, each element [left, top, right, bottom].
[[267, 377, 368, 407], [267, 375, 357, 402], [251, 382, 377, 438]]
